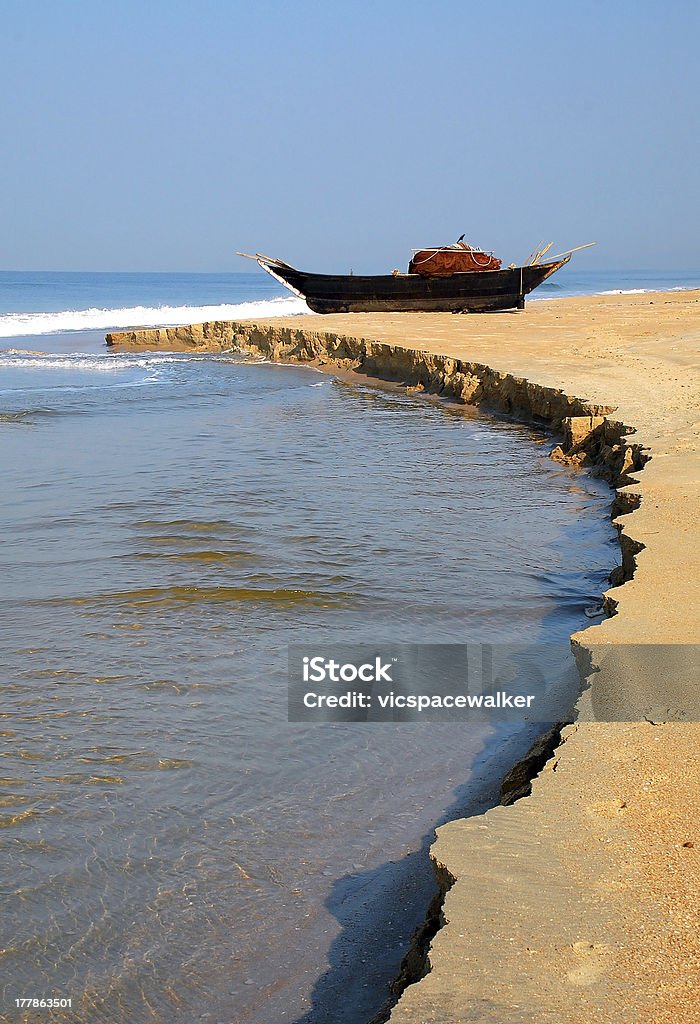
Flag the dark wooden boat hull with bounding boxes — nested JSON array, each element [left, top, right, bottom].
[[260, 255, 570, 313]]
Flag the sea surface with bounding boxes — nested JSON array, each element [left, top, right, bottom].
[[0, 271, 626, 1023]]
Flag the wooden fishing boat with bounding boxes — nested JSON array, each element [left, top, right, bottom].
[[238, 239, 592, 314]]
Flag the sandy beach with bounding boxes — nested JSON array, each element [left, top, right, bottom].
[[108, 289, 700, 1022]]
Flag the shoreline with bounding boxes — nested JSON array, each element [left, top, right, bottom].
[[107, 290, 700, 1023]]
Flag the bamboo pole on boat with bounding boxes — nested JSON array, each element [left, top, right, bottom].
[[532, 242, 553, 266], [526, 241, 544, 266], [547, 241, 597, 260]]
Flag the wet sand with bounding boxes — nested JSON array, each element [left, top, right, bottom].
[[108, 289, 700, 1023]]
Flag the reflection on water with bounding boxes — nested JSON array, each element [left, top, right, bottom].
[[0, 336, 617, 1022]]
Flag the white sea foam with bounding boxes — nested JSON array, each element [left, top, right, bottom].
[[597, 288, 650, 295], [0, 351, 219, 371], [0, 296, 311, 338], [597, 285, 698, 296]]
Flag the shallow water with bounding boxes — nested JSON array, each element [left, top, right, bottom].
[[0, 329, 618, 1022]]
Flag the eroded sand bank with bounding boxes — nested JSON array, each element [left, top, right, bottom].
[[107, 290, 700, 1023]]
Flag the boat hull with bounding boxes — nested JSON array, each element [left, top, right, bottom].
[[263, 256, 570, 314]]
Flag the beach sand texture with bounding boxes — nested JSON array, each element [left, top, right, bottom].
[[108, 290, 700, 1023]]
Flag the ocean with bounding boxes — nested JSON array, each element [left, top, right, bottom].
[[0, 268, 655, 1022]]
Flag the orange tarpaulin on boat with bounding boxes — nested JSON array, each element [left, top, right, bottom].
[[409, 248, 502, 276]]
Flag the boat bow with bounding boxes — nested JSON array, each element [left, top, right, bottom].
[[237, 252, 306, 299]]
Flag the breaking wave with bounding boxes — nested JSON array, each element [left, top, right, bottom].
[[0, 296, 310, 338]]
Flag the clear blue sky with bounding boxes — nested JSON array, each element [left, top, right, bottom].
[[2, 0, 698, 272]]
